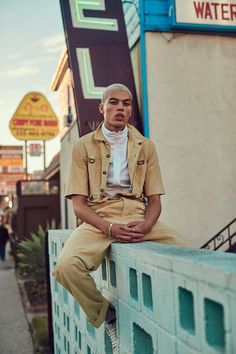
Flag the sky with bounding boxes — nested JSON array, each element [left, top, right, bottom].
[[0, 0, 66, 172]]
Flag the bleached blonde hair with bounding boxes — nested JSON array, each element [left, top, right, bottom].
[[101, 83, 132, 102]]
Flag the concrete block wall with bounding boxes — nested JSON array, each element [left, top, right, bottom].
[[49, 230, 236, 354]]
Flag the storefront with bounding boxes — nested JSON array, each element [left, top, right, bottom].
[[52, 0, 236, 246]]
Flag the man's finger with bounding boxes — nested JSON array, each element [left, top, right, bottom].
[[121, 237, 144, 243], [116, 234, 132, 242], [127, 222, 137, 227], [131, 238, 144, 243], [120, 225, 134, 232], [126, 223, 144, 233], [121, 231, 144, 238]]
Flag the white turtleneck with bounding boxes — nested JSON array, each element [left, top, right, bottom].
[[102, 123, 131, 196]]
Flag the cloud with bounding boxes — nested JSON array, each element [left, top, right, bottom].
[[0, 91, 22, 112], [6, 66, 39, 78], [35, 32, 65, 54], [24, 56, 55, 65], [8, 53, 23, 60], [0, 99, 7, 108], [3, 56, 54, 80], [6, 55, 54, 72]]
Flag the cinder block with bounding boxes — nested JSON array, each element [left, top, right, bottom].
[[228, 272, 236, 292], [126, 257, 142, 311], [199, 283, 233, 354], [85, 335, 97, 354], [188, 250, 236, 291], [119, 344, 130, 354], [172, 248, 236, 286], [119, 299, 157, 354], [174, 274, 202, 351], [118, 300, 133, 352], [139, 264, 155, 320], [153, 268, 176, 335], [198, 264, 233, 290], [140, 242, 173, 270], [107, 254, 120, 298], [229, 293, 236, 354], [176, 340, 201, 354], [96, 325, 106, 353], [157, 327, 177, 354], [81, 309, 89, 330], [111, 242, 126, 257], [101, 288, 117, 309], [92, 267, 102, 291], [174, 257, 202, 281], [114, 255, 130, 303], [99, 257, 110, 292]]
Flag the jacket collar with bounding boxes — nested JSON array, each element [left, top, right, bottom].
[[94, 122, 146, 144]]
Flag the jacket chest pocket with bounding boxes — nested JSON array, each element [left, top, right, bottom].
[[88, 157, 101, 192], [133, 160, 147, 192], [137, 160, 145, 165], [136, 160, 147, 176], [88, 157, 101, 175], [89, 158, 95, 164]]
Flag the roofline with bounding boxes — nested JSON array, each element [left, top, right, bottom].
[[50, 47, 69, 91], [43, 165, 60, 181]]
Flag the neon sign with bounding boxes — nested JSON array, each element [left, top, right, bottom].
[[59, 0, 142, 135], [70, 0, 118, 30]]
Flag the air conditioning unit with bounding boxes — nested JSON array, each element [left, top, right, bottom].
[[63, 114, 73, 127], [63, 106, 73, 127]]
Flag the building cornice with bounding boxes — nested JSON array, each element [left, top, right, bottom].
[[50, 47, 69, 91]]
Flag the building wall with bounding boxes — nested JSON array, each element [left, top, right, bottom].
[[55, 2, 236, 246], [130, 41, 142, 110], [60, 121, 79, 229], [54, 63, 79, 230], [145, 32, 236, 246], [57, 68, 77, 139]]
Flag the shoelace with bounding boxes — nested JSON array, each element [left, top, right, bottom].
[[106, 322, 118, 350]]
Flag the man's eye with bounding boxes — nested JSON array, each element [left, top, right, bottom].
[[109, 100, 117, 105], [124, 102, 131, 106]]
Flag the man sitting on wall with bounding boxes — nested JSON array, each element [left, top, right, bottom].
[[53, 83, 187, 353]]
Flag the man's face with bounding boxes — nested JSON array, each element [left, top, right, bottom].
[[99, 90, 133, 132]]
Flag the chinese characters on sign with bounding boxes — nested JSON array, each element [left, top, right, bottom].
[[9, 92, 59, 141]]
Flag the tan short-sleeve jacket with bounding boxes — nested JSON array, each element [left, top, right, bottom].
[[65, 123, 165, 202]]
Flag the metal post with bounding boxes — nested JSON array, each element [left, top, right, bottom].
[[43, 140, 46, 170], [24, 140, 28, 180], [228, 226, 232, 249], [45, 231, 54, 353], [139, 0, 150, 137]]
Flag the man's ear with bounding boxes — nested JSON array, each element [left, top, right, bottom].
[[99, 103, 104, 114]]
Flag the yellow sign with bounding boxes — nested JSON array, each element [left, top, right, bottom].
[[0, 158, 23, 166], [9, 92, 59, 141]]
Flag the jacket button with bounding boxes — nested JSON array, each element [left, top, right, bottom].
[[100, 188, 104, 192], [103, 171, 107, 175], [106, 154, 110, 158]]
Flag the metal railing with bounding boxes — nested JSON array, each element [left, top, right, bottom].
[[201, 218, 236, 251]]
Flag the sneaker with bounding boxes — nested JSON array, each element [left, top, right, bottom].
[[105, 320, 119, 354]]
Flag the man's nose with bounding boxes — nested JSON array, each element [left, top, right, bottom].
[[117, 101, 124, 110]]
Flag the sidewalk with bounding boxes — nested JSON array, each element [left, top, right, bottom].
[[0, 244, 34, 354]]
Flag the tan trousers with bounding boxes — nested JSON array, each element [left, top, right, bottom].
[[53, 198, 187, 328]]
